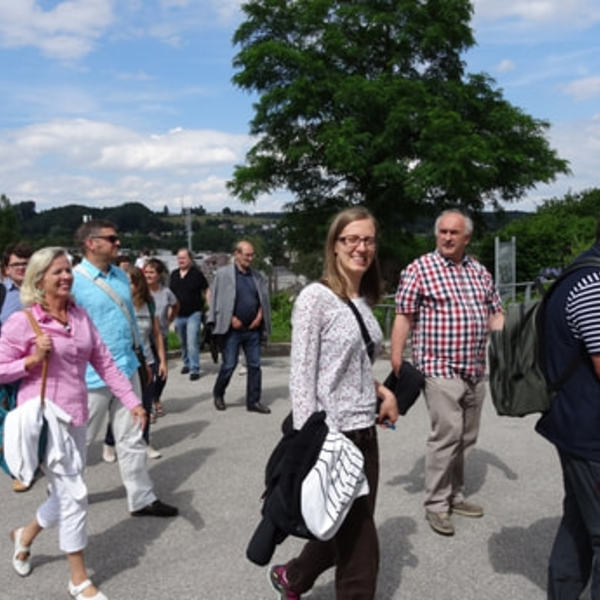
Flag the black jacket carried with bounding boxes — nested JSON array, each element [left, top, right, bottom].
[[246, 411, 328, 566]]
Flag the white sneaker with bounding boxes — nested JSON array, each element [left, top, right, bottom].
[[147, 445, 162, 459], [238, 367, 247, 376], [102, 444, 116, 463]]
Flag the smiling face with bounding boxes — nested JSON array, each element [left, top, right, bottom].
[[5, 253, 29, 287], [334, 218, 376, 282], [40, 254, 73, 304], [144, 265, 159, 288], [436, 212, 470, 264]]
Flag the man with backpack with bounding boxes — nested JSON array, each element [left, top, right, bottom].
[[536, 224, 600, 598], [391, 209, 504, 537]]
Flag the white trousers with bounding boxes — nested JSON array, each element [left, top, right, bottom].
[[86, 373, 156, 512], [37, 425, 88, 553]]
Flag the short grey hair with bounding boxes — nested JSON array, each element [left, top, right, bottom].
[[20, 247, 70, 307], [434, 209, 473, 236]]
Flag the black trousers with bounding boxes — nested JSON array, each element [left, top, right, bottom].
[[548, 449, 600, 599], [286, 426, 380, 600]]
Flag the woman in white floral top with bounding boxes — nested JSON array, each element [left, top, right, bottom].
[[268, 207, 399, 600]]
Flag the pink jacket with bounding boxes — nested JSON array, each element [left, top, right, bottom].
[[0, 302, 140, 426]]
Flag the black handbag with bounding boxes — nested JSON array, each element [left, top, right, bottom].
[[346, 300, 424, 415]]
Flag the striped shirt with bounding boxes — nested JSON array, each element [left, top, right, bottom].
[[566, 271, 600, 354], [395, 250, 502, 381]]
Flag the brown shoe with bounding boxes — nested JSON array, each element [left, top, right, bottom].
[[12, 479, 30, 493], [425, 510, 454, 536], [451, 500, 484, 518], [214, 395, 226, 411]]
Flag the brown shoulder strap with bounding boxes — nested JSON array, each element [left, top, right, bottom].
[[24, 310, 49, 405]]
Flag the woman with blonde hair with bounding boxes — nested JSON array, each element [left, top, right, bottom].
[[0, 247, 145, 600], [269, 207, 399, 599]]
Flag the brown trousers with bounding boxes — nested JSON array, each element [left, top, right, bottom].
[[286, 426, 380, 599]]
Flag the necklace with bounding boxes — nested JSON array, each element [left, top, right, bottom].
[[49, 313, 71, 332]]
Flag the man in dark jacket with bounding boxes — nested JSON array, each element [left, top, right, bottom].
[[537, 223, 600, 598]]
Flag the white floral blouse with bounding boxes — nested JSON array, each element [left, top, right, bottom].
[[290, 282, 383, 432]]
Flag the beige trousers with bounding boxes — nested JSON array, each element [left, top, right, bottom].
[[423, 377, 485, 512]]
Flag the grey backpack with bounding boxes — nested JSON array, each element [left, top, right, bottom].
[[488, 257, 600, 417]]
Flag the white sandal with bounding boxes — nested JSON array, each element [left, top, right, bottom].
[[68, 579, 108, 600], [10, 527, 32, 577]]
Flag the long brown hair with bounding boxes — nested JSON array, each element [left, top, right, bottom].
[[129, 266, 152, 308], [321, 207, 382, 305]]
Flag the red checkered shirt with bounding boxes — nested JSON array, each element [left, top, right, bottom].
[[395, 250, 502, 381]]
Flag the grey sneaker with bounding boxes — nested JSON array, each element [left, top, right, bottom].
[[451, 500, 484, 518], [425, 510, 455, 536]]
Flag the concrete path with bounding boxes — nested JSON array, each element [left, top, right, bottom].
[[1, 353, 584, 599]]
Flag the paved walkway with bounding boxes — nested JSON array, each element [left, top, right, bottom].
[[1, 353, 585, 599]]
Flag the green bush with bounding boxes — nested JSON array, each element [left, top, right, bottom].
[[270, 291, 295, 342]]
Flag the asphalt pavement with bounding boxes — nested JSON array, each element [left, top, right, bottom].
[[1, 350, 587, 599]]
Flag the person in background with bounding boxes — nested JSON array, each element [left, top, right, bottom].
[[1, 242, 33, 328], [72, 219, 177, 518], [268, 207, 398, 600], [0, 247, 146, 600], [207, 240, 271, 414], [144, 258, 179, 417], [1, 241, 34, 493], [391, 209, 504, 537], [169, 248, 209, 381], [114, 255, 132, 272]]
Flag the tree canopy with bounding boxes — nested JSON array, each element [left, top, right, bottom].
[[229, 0, 569, 280]]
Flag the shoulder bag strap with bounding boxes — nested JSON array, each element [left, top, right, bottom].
[[74, 264, 142, 349], [23, 310, 49, 407], [346, 300, 375, 362]]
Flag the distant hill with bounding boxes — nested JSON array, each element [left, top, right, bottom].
[[15, 201, 171, 239]]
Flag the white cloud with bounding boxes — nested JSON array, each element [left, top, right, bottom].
[[562, 75, 600, 101], [0, 118, 259, 212], [496, 59, 516, 72], [0, 0, 114, 60], [515, 114, 600, 210]]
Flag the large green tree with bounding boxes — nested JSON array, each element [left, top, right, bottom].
[[0, 194, 20, 252], [229, 0, 569, 282]]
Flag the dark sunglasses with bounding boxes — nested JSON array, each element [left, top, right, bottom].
[[92, 235, 120, 244]]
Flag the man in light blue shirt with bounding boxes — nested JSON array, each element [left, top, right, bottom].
[[72, 219, 177, 518]]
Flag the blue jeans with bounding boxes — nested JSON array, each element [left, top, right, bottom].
[[174, 311, 202, 374], [213, 329, 262, 406], [548, 449, 600, 599]]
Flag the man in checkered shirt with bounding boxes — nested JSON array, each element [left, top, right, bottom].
[[391, 209, 504, 537]]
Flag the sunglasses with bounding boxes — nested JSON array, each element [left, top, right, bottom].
[[92, 235, 120, 244]]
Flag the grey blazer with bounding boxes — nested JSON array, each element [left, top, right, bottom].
[[207, 263, 271, 339]]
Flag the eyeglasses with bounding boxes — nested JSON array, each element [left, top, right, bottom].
[[337, 235, 376, 248], [7, 261, 28, 268], [92, 235, 120, 244]]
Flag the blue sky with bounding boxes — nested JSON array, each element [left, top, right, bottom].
[[1, 0, 599, 215]]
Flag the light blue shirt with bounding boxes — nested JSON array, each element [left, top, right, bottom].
[[72, 259, 140, 389], [0, 279, 23, 326]]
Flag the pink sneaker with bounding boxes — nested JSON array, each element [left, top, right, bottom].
[[268, 564, 301, 599]]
